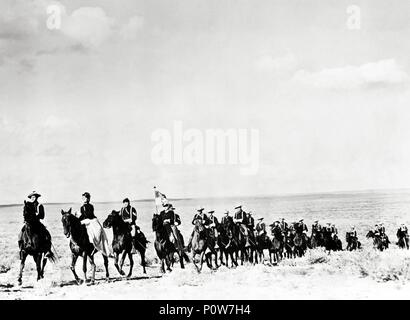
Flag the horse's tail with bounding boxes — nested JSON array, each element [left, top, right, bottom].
[[47, 248, 58, 264]]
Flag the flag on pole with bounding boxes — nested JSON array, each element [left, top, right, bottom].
[[154, 187, 168, 207]]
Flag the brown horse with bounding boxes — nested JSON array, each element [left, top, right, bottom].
[[61, 208, 109, 284], [152, 213, 187, 273], [190, 219, 216, 272], [103, 210, 148, 277], [18, 201, 56, 285]]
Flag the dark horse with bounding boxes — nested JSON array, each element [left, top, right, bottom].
[[190, 219, 217, 272], [346, 234, 361, 251], [61, 208, 109, 284], [152, 213, 187, 273], [217, 223, 239, 268], [103, 210, 148, 277], [366, 230, 390, 251], [18, 201, 56, 285], [397, 230, 409, 249]]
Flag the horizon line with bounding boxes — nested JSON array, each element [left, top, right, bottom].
[[1, 187, 410, 208]]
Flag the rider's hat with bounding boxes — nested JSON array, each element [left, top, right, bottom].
[[82, 192, 91, 199], [197, 206, 204, 212], [122, 198, 130, 203], [257, 217, 264, 221], [208, 210, 215, 214], [28, 191, 41, 198], [224, 210, 229, 214], [247, 211, 252, 215], [299, 219, 304, 222], [234, 205, 242, 209]]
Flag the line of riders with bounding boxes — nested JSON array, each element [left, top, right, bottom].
[[16, 191, 410, 284]]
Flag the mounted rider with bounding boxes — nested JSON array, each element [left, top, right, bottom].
[[270, 221, 283, 239], [396, 224, 408, 247], [255, 217, 267, 237], [233, 205, 250, 247], [120, 198, 139, 237], [160, 203, 182, 245], [311, 220, 322, 234], [205, 210, 219, 248], [279, 218, 288, 232], [78, 192, 113, 257], [246, 211, 255, 233], [18, 191, 52, 257], [221, 210, 234, 228], [187, 206, 210, 249], [346, 226, 357, 244], [295, 219, 309, 242], [397, 224, 408, 239]]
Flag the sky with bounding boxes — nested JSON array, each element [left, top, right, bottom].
[[1, 0, 410, 204]]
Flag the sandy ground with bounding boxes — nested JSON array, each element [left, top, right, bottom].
[[1, 248, 410, 300]]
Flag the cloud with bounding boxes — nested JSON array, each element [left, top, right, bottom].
[[255, 53, 297, 72], [60, 6, 115, 48], [120, 15, 145, 40], [292, 59, 410, 89]]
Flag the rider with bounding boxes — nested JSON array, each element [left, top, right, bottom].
[[396, 224, 408, 246], [187, 206, 210, 250], [233, 205, 250, 246], [221, 210, 233, 228], [18, 191, 51, 256], [79, 192, 112, 257], [205, 210, 219, 247], [311, 220, 322, 234], [279, 218, 288, 233], [255, 217, 267, 237], [346, 226, 358, 249], [295, 219, 308, 242], [120, 198, 138, 237], [246, 211, 255, 233], [331, 224, 338, 240], [161, 203, 181, 244]]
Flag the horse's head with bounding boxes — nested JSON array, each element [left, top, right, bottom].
[[103, 210, 120, 229], [366, 230, 374, 238], [61, 208, 73, 238], [152, 213, 162, 231]]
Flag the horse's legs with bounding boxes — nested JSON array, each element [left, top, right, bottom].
[[70, 253, 81, 284], [127, 251, 134, 278], [82, 252, 88, 282], [40, 253, 47, 278], [120, 251, 127, 270], [179, 250, 185, 269], [198, 251, 206, 272], [35, 254, 42, 281], [88, 255, 96, 284], [140, 249, 147, 274], [103, 255, 109, 279], [114, 253, 125, 276], [17, 251, 27, 285], [160, 258, 165, 273]]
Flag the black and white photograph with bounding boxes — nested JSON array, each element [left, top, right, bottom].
[[1, 0, 410, 303]]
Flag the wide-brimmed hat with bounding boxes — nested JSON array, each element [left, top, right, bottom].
[[257, 217, 264, 221], [123, 198, 130, 203], [28, 191, 41, 198], [197, 206, 204, 212], [82, 192, 91, 198], [234, 205, 242, 209], [208, 210, 215, 214]]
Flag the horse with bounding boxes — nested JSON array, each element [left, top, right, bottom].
[[397, 231, 409, 250], [217, 223, 239, 268], [346, 234, 361, 251], [269, 229, 284, 264], [190, 219, 217, 272], [293, 233, 308, 257], [152, 213, 187, 273], [233, 223, 252, 265], [103, 210, 147, 277], [366, 230, 389, 251], [284, 232, 296, 259], [18, 201, 57, 285], [310, 230, 324, 249], [255, 232, 271, 264], [61, 208, 109, 284]]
